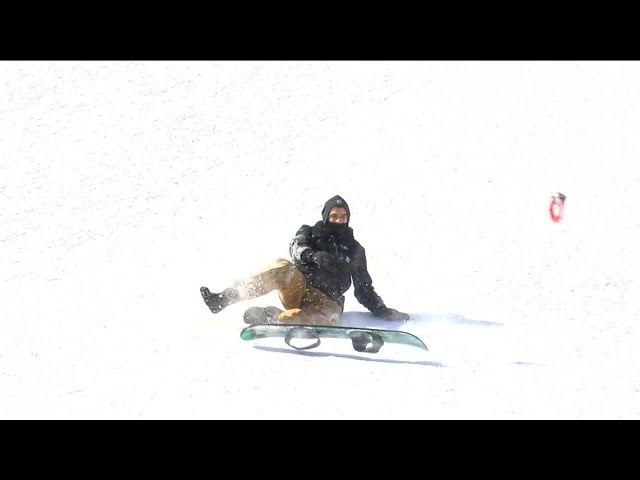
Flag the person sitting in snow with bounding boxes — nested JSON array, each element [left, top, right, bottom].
[[200, 195, 410, 325]]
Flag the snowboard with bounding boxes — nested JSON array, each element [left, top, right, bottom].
[[240, 323, 428, 354]]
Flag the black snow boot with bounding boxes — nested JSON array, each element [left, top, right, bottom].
[[200, 286, 237, 314], [243, 306, 283, 325]]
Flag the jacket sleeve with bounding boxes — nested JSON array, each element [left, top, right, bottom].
[[352, 245, 387, 314], [289, 224, 314, 263]]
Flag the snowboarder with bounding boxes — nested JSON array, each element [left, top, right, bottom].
[[200, 195, 410, 325]]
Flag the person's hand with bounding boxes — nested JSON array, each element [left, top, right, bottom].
[[377, 307, 410, 322], [311, 251, 337, 272]]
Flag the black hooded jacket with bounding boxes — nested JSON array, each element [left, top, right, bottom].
[[289, 195, 387, 314]]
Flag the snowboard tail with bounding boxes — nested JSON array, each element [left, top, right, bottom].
[[240, 323, 428, 354]]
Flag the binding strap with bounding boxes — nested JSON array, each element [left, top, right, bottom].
[[284, 327, 321, 350], [349, 330, 384, 353]]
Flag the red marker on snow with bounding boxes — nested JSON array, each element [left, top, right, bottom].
[[549, 192, 566, 222]]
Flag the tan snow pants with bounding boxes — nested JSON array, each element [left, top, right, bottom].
[[233, 258, 342, 325]]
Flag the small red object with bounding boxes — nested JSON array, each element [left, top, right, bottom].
[[549, 192, 566, 222]]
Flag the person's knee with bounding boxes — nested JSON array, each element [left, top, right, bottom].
[[274, 258, 293, 267], [274, 258, 303, 283]]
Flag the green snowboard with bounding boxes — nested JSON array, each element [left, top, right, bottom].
[[240, 323, 428, 354]]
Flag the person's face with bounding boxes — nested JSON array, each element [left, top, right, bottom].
[[328, 207, 348, 224]]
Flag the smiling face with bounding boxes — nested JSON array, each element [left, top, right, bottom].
[[327, 207, 348, 224]]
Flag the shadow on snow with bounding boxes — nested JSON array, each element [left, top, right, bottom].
[[339, 311, 503, 329], [252, 345, 444, 367]]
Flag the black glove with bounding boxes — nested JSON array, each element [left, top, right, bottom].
[[310, 251, 338, 272], [376, 307, 410, 322]]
